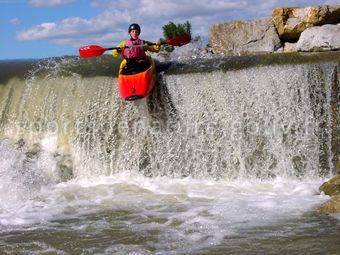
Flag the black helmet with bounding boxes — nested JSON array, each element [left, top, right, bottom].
[[128, 23, 141, 34]]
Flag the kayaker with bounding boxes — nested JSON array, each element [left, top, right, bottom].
[[112, 23, 161, 71]]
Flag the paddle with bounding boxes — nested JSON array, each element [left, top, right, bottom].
[[79, 35, 191, 58]]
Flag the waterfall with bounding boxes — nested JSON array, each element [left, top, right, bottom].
[[0, 54, 338, 181]]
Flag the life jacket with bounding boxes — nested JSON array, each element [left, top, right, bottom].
[[122, 38, 147, 60]]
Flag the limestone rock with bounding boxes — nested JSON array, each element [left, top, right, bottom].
[[283, 42, 298, 52], [209, 17, 281, 56], [319, 175, 340, 196], [272, 5, 340, 41], [319, 195, 340, 213], [297, 24, 340, 52]]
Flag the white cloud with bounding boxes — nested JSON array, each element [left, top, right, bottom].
[[17, 11, 131, 46], [9, 18, 20, 25], [29, 0, 77, 7]]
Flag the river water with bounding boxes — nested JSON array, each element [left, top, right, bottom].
[[0, 52, 339, 254]]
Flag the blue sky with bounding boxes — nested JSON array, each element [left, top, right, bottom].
[[0, 0, 337, 59]]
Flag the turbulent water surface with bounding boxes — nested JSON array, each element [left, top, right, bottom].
[[0, 50, 339, 254]]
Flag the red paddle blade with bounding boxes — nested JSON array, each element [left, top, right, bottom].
[[165, 35, 191, 46], [78, 45, 108, 58]]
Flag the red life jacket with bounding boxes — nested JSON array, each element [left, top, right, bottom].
[[122, 38, 147, 60]]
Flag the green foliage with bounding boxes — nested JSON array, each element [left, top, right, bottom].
[[162, 21, 191, 40], [160, 21, 191, 53]]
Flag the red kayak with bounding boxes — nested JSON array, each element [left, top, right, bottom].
[[118, 57, 156, 101]]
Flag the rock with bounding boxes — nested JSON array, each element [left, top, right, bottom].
[[319, 175, 340, 196], [209, 17, 281, 56], [54, 153, 73, 182], [319, 195, 340, 213], [283, 42, 298, 52], [297, 24, 340, 52], [25, 143, 41, 158], [15, 138, 26, 149], [272, 5, 340, 41], [274, 46, 284, 53]]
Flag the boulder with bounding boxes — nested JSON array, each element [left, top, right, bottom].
[[297, 24, 340, 52], [209, 17, 281, 56], [272, 5, 340, 41], [319, 195, 340, 214], [283, 42, 298, 52], [319, 175, 340, 196]]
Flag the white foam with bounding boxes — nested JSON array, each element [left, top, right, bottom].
[[0, 170, 329, 227], [40, 134, 58, 153]]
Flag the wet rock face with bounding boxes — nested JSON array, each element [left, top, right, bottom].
[[319, 175, 340, 213], [272, 5, 340, 41], [320, 175, 340, 196], [209, 17, 281, 56], [319, 195, 340, 214]]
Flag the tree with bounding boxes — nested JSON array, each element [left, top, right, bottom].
[[162, 21, 191, 40], [161, 21, 192, 52]]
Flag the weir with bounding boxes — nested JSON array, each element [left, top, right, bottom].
[[0, 52, 339, 182]]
